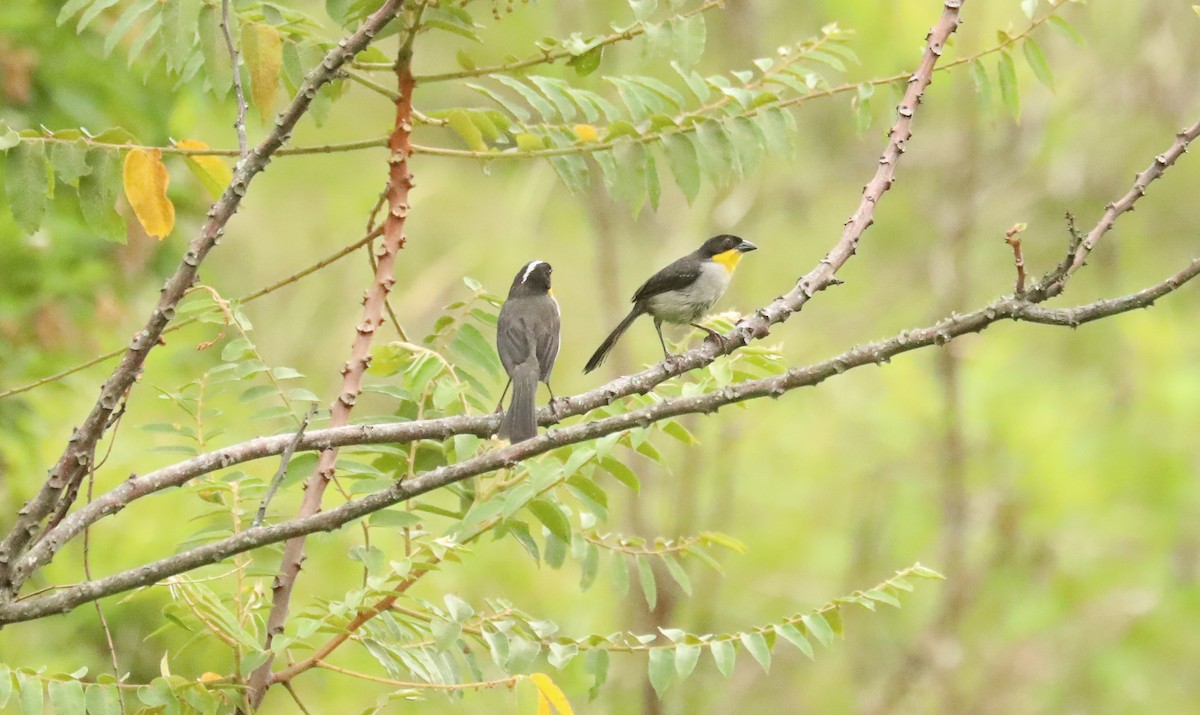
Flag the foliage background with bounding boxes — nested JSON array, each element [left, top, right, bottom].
[[2, 0, 1199, 712]]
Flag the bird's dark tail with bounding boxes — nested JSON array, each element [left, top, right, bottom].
[[584, 307, 641, 374], [498, 362, 539, 442]]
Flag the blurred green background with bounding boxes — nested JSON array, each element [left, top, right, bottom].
[[3, 0, 1200, 712]]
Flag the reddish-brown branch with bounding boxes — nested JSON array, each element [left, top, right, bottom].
[[244, 32, 417, 712]]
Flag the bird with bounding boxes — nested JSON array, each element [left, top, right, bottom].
[[584, 234, 758, 374], [495, 260, 561, 442]]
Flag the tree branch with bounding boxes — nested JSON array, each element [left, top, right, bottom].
[[0, 0, 406, 596], [220, 0, 248, 160], [6, 251, 1197, 625], [1041, 117, 1200, 298]]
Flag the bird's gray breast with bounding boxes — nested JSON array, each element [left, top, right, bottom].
[[645, 262, 731, 324]]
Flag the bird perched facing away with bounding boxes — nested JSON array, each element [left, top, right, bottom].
[[496, 260, 560, 442], [584, 235, 757, 373]]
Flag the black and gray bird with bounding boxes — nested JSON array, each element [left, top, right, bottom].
[[496, 260, 561, 442], [584, 234, 757, 373]]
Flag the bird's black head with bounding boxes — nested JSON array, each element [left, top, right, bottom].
[[508, 260, 553, 296], [697, 234, 757, 257]]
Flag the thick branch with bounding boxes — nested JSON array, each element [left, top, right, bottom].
[[4, 255, 1196, 625], [0, 0, 407, 596]]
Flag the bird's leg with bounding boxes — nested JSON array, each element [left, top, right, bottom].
[[691, 322, 729, 350], [495, 379, 512, 413], [655, 319, 673, 360], [545, 382, 567, 418], [656, 319, 685, 370]]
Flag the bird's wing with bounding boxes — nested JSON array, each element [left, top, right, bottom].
[[533, 298, 561, 381], [631, 255, 702, 303], [496, 304, 534, 373]]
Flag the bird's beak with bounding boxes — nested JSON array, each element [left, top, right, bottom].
[[737, 240, 758, 252]]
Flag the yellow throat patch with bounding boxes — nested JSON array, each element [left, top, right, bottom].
[[711, 248, 744, 273]]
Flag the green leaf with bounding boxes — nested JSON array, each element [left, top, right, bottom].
[[661, 553, 692, 596], [85, 685, 121, 715], [740, 631, 771, 673], [696, 120, 739, 185], [1047, 15, 1086, 46], [774, 623, 814, 659], [647, 647, 673, 698], [567, 46, 603, 76], [469, 83, 532, 122], [76, 0, 120, 32], [495, 76, 557, 120], [5, 140, 50, 235], [545, 130, 590, 194], [661, 133, 700, 203], [579, 540, 600, 591], [447, 110, 488, 152], [801, 613, 835, 648], [670, 14, 706, 68], [586, 649, 609, 700], [16, 672, 42, 715], [198, 3, 233, 96], [527, 498, 572, 543], [161, 0, 202, 74], [997, 51, 1020, 122], [852, 83, 874, 135], [611, 551, 630, 597], [710, 638, 736, 677], [445, 594, 475, 622], [528, 76, 578, 121], [0, 666, 9, 708], [674, 642, 702, 679], [368, 509, 422, 529], [629, 0, 657, 21], [48, 679, 85, 714], [636, 555, 657, 610], [57, 0, 95, 26], [754, 108, 796, 158], [1022, 37, 1055, 91], [50, 139, 91, 186], [865, 588, 902, 608], [970, 60, 994, 116]]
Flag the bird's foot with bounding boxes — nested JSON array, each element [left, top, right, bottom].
[[692, 323, 729, 350], [548, 396, 568, 419]]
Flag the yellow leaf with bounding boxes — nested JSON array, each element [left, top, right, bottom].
[[175, 139, 232, 199], [242, 22, 282, 125], [529, 673, 573, 715], [572, 124, 599, 142], [198, 672, 224, 683], [123, 148, 175, 240]]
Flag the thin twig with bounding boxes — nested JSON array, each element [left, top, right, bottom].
[[282, 682, 314, 715], [1005, 223, 1028, 295], [253, 406, 319, 528], [221, 0, 249, 159], [85, 447, 126, 715]]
